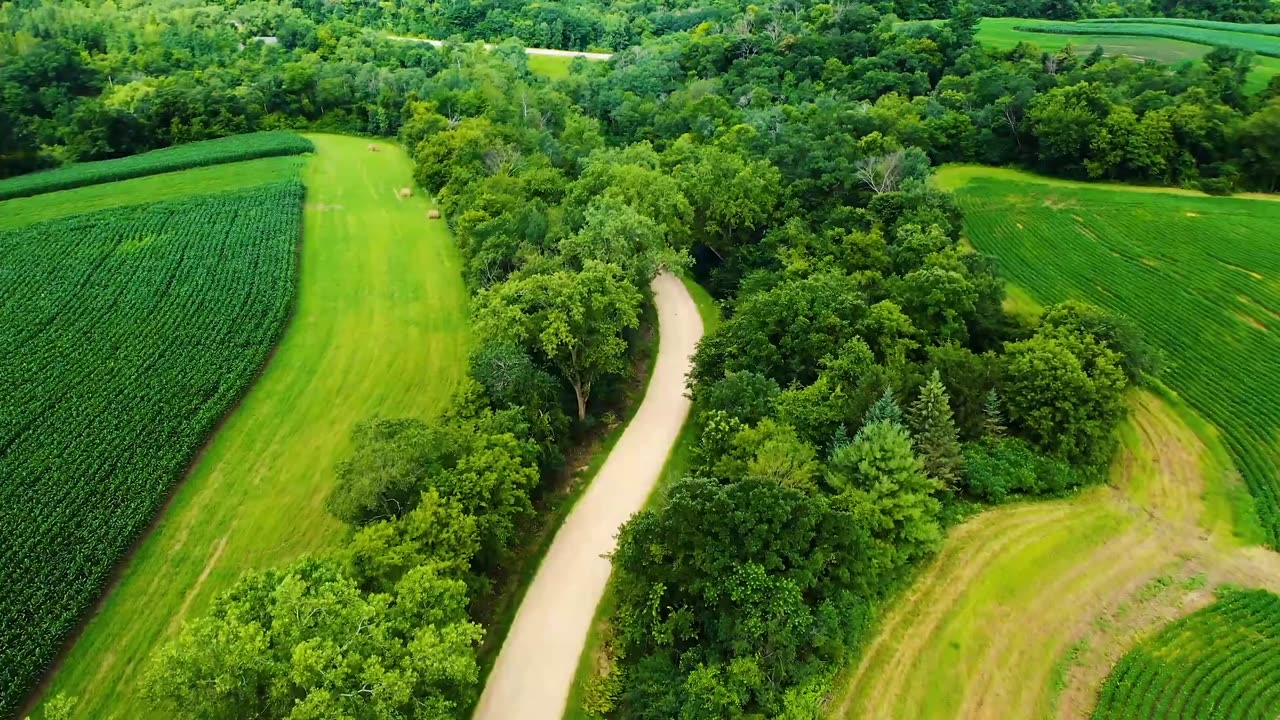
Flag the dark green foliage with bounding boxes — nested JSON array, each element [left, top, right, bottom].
[[0, 183, 303, 712], [692, 371, 781, 426], [962, 437, 1083, 502], [908, 370, 966, 488], [0, 132, 312, 200], [862, 387, 906, 430], [611, 476, 872, 717], [982, 390, 1008, 439]]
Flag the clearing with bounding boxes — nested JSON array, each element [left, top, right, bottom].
[[31, 133, 469, 719]]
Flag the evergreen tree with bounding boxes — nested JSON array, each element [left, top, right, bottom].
[[982, 389, 1007, 439], [908, 370, 964, 488], [861, 386, 904, 431]]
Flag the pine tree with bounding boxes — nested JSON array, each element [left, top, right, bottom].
[[908, 370, 964, 488], [982, 389, 1007, 439], [861, 386, 904, 432]]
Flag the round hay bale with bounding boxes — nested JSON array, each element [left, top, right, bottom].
[[427, 209, 441, 219], [398, 187, 412, 199], [368, 143, 379, 152]]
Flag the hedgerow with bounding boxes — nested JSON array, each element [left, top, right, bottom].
[[1080, 17, 1280, 38], [1093, 588, 1280, 720], [0, 182, 303, 715], [0, 131, 313, 201]]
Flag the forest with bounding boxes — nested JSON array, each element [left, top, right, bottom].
[[2, 0, 1278, 717]]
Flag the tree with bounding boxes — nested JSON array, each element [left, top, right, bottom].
[[862, 387, 904, 430], [826, 421, 942, 574], [1001, 329, 1128, 467], [143, 558, 483, 720], [674, 142, 782, 261], [1237, 99, 1280, 192], [558, 195, 681, 288], [982, 389, 1007, 439], [908, 370, 964, 488], [475, 261, 643, 420]]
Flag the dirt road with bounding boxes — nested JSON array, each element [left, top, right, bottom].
[[472, 272, 702, 720], [386, 35, 613, 60]]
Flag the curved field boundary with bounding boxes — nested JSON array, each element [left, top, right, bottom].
[[474, 272, 704, 720], [1092, 588, 1280, 720], [939, 165, 1280, 547], [830, 391, 1280, 720], [0, 132, 312, 201], [29, 133, 470, 720]]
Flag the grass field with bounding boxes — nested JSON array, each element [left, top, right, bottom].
[[831, 389, 1280, 720], [527, 53, 577, 79], [0, 156, 306, 230], [1092, 587, 1280, 719], [939, 165, 1280, 546], [30, 134, 470, 719], [970, 18, 1280, 92], [1020, 19, 1280, 58]]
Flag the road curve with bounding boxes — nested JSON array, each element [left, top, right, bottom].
[[472, 272, 703, 720], [386, 35, 613, 60]]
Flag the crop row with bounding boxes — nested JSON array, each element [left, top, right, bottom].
[[1079, 17, 1280, 39], [0, 182, 303, 716], [1093, 589, 1280, 719], [956, 180, 1280, 548], [0, 131, 313, 202], [1016, 20, 1280, 57]]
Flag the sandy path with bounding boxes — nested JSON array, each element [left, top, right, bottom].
[[386, 36, 613, 60], [472, 272, 702, 720]]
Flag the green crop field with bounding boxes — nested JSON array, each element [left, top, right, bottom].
[[0, 181, 305, 716], [1018, 19, 1280, 58], [27, 134, 469, 719], [0, 131, 313, 201], [0, 156, 307, 230], [970, 18, 1280, 92], [1080, 17, 1280, 38], [1093, 587, 1280, 719], [937, 165, 1280, 547]]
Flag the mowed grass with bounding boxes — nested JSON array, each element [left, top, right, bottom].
[[0, 155, 306, 230], [972, 18, 1280, 92], [527, 53, 577, 79], [831, 390, 1280, 720], [34, 133, 469, 719], [940, 165, 1280, 546]]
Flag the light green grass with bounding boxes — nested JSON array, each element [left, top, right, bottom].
[[562, 274, 720, 720], [34, 133, 469, 719], [527, 53, 576, 79], [971, 17, 1280, 92], [0, 156, 306, 230]]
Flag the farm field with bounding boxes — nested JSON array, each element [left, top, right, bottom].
[[30, 134, 470, 719], [938, 165, 1280, 546], [971, 18, 1280, 92], [0, 131, 312, 201], [0, 181, 304, 716], [1019, 19, 1280, 57], [0, 155, 306, 230], [831, 389, 1280, 720], [1093, 587, 1280, 720]]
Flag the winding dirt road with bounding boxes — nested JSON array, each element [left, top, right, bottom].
[[472, 272, 702, 720], [386, 36, 613, 60]]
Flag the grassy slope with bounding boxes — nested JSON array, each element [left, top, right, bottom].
[[35, 133, 469, 719], [0, 156, 306, 230], [527, 53, 577, 79], [973, 18, 1280, 92], [831, 389, 1280, 720], [562, 274, 720, 720]]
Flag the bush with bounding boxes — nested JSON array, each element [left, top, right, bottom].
[[962, 438, 1084, 502]]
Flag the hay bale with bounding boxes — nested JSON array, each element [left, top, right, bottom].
[[368, 143, 379, 152], [427, 209, 441, 219], [398, 187, 412, 199]]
